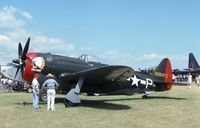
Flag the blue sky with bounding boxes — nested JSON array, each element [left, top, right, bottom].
[[0, 0, 199, 69]]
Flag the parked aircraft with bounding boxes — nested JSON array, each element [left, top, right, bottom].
[[173, 53, 200, 76], [0, 64, 32, 92], [188, 53, 200, 72], [12, 37, 172, 107], [12, 37, 134, 106], [0, 64, 22, 81]]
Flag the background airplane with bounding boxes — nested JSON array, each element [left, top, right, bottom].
[[0, 64, 33, 92], [173, 53, 200, 76], [11, 37, 172, 107], [188, 53, 200, 72], [0, 64, 22, 81]]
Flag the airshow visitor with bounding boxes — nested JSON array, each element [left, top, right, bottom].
[[42, 73, 59, 111]]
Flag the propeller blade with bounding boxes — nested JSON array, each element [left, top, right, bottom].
[[12, 59, 20, 64], [22, 37, 30, 60], [20, 64, 24, 77], [14, 66, 20, 79], [14, 63, 24, 80], [18, 42, 22, 58], [14, 36, 31, 80]]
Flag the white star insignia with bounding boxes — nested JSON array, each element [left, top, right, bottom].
[[127, 75, 140, 87]]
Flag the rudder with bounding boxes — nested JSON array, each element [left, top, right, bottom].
[[154, 58, 172, 90], [188, 53, 199, 69]]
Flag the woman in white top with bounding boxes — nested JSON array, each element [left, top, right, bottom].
[[32, 74, 40, 111]]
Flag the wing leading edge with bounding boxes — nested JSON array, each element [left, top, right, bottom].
[[59, 65, 134, 85]]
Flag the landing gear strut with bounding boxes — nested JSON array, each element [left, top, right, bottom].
[[64, 77, 84, 107]]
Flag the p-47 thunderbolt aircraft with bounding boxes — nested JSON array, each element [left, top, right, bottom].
[[12, 37, 172, 107]]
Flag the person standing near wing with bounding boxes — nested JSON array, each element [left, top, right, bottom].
[[32, 74, 40, 111], [196, 75, 200, 88], [42, 73, 59, 111], [188, 73, 193, 88]]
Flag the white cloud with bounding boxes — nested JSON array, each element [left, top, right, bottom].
[[99, 51, 166, 69], [21, 11, 32, 20], [101, 50, 135, 62], [0, 35, 10, 43], [0, 6, 25, 30], [76, 46, 187, 70], [91, 51, 186, 70], [79, 47, 97, 53], [0, 6, 75, 65], [31, 34, 75, 54], [143, 53, 163, 60], [169, 55, 187, 69], [0, 6, 188, 70], [134, 53, 165, 62]]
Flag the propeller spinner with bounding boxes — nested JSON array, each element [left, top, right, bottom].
[[12, 37, 31, 79]]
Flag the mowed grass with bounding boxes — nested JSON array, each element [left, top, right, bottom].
[[1, 83, 200, 128]]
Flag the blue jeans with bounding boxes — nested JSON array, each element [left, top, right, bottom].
[[33, 89, 39, 109]]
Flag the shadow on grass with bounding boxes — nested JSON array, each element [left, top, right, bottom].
[[55, 98, 131, 110], [80, 99, 131, 110], [142, 96, 187, 100], [79, 96, 186, 110], [79, 96, 187, 110], [15, 96, 186, 110], [56, 95, 187, 109], [97, 96, 187, 102], [16, 101, 47, 106]]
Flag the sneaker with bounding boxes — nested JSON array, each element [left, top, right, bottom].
[[34, 108, 38, 112]]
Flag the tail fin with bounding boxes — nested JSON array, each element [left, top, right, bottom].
[[188, 53, 199, 69], [153, 58, 172, 90]]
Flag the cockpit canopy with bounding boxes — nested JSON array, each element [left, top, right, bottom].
[[77, 54, 108, 67], [78, 54, 102, 63]]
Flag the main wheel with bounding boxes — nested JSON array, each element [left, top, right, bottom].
[[142, 95, 148, 99], [40, 92, 47, 102], [87, 93, 95, 96], [27, 87, 33, 93], [64, 98, 74, 107]]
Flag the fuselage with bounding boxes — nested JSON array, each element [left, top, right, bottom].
[[23, 52, 107, 82], [22, 52, 172, 95]]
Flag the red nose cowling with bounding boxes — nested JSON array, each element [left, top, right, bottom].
[[23, 52, 38, 82]]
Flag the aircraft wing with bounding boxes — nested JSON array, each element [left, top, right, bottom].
[[173, 69, 200, 75], [59, 65, 134, 84]]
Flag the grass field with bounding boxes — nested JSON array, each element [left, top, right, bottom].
[[0, 83, 200, 128]]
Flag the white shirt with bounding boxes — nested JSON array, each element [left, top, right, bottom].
[[196, 76, 200, 84], [188, 75, 192, 84], [32, 78, 39, 91]]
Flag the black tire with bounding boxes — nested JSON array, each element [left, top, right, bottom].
[[142, 95, 148, 99], [40, 92, 47, 102], [87, 93, 95, 96], [64, 98, 74, 107], [27, 87, 33, 93]]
